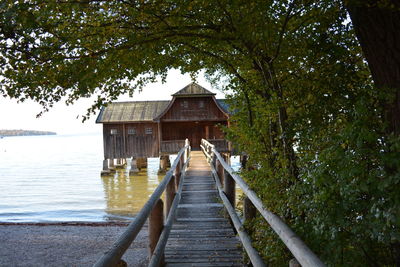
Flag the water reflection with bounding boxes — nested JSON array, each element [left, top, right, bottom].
[[101, 157, 165, 221], [0, 135, 242, 222], [101, 155, 242, 221]]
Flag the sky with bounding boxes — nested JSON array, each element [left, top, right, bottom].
[[0, 69, 226, 135]]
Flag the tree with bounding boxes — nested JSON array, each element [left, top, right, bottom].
[[1, 1, 399, 265], [346, 1, 400, 265], [346, 0, 400, 136]]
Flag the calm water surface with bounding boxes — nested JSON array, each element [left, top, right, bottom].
[[0, 134, 240, 222]]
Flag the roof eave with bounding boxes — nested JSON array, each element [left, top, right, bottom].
[[95, 107, 105, 124], [172, 93, 216, 97], [98, 120, 157, 124]]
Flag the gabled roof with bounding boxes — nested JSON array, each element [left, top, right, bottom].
[[96, 100, 170, 123], [172, 82, 216, 97], [96, 83, 230, 123], [216, 99, 230, 114]]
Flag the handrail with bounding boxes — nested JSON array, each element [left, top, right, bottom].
[[201, 138, 325, 267], [148, 156, 189, 267], [94, 139, 191, 267], [209, 158, 266, 267]]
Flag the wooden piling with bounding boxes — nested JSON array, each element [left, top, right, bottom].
[[115, 158, 126, 168], [158, 155, 170, 174], [166, 156, 171, 168], [129, 157, 139, 174], [101, 159, 112, 176], [149, 199, 165, 265], [109, 158, 116, 170], [137, 158, 148, 170]]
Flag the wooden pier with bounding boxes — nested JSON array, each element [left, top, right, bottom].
[[164, 151, 242, 266], [94, 139, 324, 267]]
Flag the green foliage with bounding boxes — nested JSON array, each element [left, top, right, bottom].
[[1, 0, 399, 265]]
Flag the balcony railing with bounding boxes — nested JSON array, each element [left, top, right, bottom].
[[206, 139, 230, 152], [160, 140, 186, 154]]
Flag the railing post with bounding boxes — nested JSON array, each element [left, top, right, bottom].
[[240, 154, 248, 169], [174, 161, 181, 191], [211, 151, 216, 169], [165, 175, 176, 217], [187, 146, 191, 167], [244, 196, 257, 229], [219, 159, 225, 186], [243, 196, 257, 266], [289, 258, 301, 267], [149, 199, 164, 266], [224, 170, 235, 208], [179, 155, 183, 171], [184, 139, 189, 164]]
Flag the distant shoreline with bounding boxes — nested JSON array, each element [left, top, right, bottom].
[[0, 129, 57, 137]]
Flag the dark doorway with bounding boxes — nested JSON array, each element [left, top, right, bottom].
[[161, 121, 226, 150]]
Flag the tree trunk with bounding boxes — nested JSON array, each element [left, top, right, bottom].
[[346, 2, 400, 265], [346, 1, 400, 136]]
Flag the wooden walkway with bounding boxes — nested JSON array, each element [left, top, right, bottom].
[[165, 151, 243, 266]]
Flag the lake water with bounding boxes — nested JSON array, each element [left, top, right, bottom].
[[0, 134, 240, 222]]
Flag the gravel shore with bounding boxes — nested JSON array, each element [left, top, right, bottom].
[[0, 222, 148, 267]]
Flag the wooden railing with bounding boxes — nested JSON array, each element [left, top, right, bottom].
[[200, 139, 325, 267], [160, 140, 186, 154], [94, 139, 191, 267], [206, 138, 230, 152]]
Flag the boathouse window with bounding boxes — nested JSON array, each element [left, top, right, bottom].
[[110, 129, 118, 135], [145, 128, 153, 135], [181, 100, 189, 108], [199, 101, 204, 108], [127, 128, 136, 135]]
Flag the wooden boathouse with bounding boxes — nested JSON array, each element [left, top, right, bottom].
[[96, 83, 230, 174], [95, 84, 325, 266]]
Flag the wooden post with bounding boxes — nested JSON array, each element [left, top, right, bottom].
[[224, 170, 235, 207], [103, 159, 109, 170], [157, 122, 162, 156], [158, 155, 169, 174], [225, 152, 231, 165], [116, 158, 125, 168], [101, 159, 111, 176], [243, 196, 257, 266], [122, 158, 126, 167], [137, 158, 148, 170], [289, 258, 301, 267], [219, 159, 224, 186], [165, 175, 176, 217], [184, 139, 189, 163], [244, 196, 257, 229], [109, 158, 115, 170], [149, 199, 164, 265], [211, 153, 216, 169], [179, 155, 184, 172], [174, 161, 181, 191], [188, 145, 191, 164], [129, 157, 139, 174], [166, 156, 171, 168], [240, 154, 248, 169]]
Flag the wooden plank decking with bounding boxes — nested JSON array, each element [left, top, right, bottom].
[[165, 151, 243, 267]]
